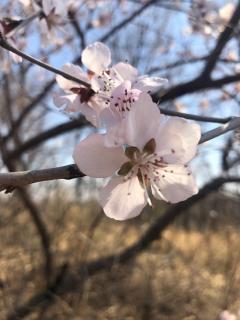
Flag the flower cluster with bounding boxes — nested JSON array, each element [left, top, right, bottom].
[[55, 42, 201, 220], [18, 0, 114, 44]]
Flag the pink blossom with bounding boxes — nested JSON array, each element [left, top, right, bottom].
[[219, 311, 237, 320], [73, 93, 200, 220], [0, 19, 23, 63], [55, 42, 167, 128], [91, 60, 167, 127], [54, 42, 112, 127]]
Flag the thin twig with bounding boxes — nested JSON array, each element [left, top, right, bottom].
[[99, 0, 157, 42], [200, 117, 240, 143], [0, 38, 90, 88], [160, 108, 235, 123], [6, 11, 42, 38], [0, 164, 83, 192], [1, 117, 240, 190], [200, 2, 240, 79]]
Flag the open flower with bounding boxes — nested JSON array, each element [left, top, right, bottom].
[[55, 41, 167, 128], [73, 93, 200, 220], [94, 62, 168, 126], [54, 42, 111, 127], [38, 0, 67, 40]]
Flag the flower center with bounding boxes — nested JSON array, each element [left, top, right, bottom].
[[117, 138, 162, 183], [71, 87, 95, 103], [96, 70, 119, 94]]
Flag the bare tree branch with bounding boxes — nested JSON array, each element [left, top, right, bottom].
[[4, 117, 89, 161], [0, 142, 53, 286], [99, 0, 158, 43], [17, 187, 53, 283], [1, 117, 240, 191], [158, 73, 240, 103], [160, 108, 234, 123], [199, 117, 240, 144], [0, 164, 83, 192], [149, 56, 239, 74], [0, 38, 90, 88], [200, 2, 240, 79]]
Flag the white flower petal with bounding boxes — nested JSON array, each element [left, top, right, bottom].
[[156, 117, 201, 164], [39, 18, 49, 34], [54, 93, 101, 127], [56, 63, 88, 91], [81, 42, 111, 74], [100, 175, 147, 220], [151, 165, 198, 203], [104, 121, 127, 147], [100, 107, 120, 128], [73, 133, 127, 178], [125, 92, 162, 150], [53, 93, 81, 112], [113, 62, 138, 82], [134, 75, 168, 93], [42, 0, 53, 15]]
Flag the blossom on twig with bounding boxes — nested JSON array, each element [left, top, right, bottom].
[[73, 93, 200, 220], [55, 41, 167, 127]]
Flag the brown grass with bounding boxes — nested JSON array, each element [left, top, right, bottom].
[[0, 192, 240, 319]]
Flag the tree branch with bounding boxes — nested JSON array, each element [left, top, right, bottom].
[[1, 117, 240, 191], [99, 0, 157, 42], [0, 164, 83, 192], [0, 38, 90, 88], [158, 73, 240, 103], [4, 117, 89, 161], [200, 2, 240, 79], [199, 117, 240, 144], [160, 108, 234, 123]]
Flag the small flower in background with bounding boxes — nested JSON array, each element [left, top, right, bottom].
[[219, 3, 235, 22], [19, 0, 70, 42], [54, 42, 112, 127], [73, 93, 200, 220], [219, 310, 237, 320], [0, 18, 23, 63], [38, 0, 67, 39], [91, 12, 112, 28]]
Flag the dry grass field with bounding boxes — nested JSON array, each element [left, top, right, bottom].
[[1, 190, 240, 320]]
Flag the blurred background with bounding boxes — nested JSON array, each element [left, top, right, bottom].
[[1, 0, 240, 319]]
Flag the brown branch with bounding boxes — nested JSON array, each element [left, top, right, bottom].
[[99, 0, 157, 42], [1, 116, 240, 191], [0, 149, 53, 286], [68, 10, 86, 51], [4, 117, 89, 161], [149, 56, 239, 74], [0, 38, 90, 88], [200, 2, 240, 79], [3, 80, 55, 142], [158, 73, 240, 103], [0, 164, 83, 192], [160, 108, 234, 124], [154, 3, 240, 104], [17, 188, 53, 283]]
